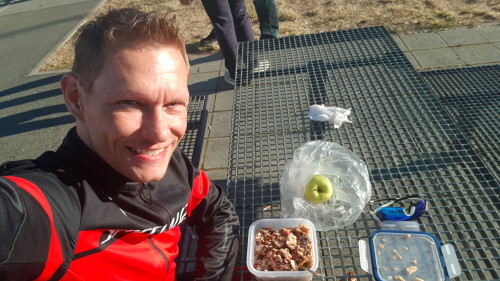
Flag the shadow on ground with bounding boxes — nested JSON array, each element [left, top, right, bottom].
[[0, 74, 74, 138], [0, 0, 30, 8]]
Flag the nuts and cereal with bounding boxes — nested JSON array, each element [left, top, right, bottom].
[[406, 266, 417, 275], [253, 224, 313, 271]]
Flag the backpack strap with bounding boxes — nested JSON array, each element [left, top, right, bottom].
[[186, 170, 212, 218], [4, 176, 63, 281]]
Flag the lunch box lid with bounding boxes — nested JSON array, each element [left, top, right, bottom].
[[359, 221, 461, 281]]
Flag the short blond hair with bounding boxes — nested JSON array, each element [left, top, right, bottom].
[[72, 8, 188, 92]]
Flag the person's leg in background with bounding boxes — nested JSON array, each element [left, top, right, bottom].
[[253, 0, 279, 39], [202, 0, 279, 42], [199, 29, 217, 46], [229, 0, 256, 71], [201, 0, 254, 82], [228, 0, 254, 43]]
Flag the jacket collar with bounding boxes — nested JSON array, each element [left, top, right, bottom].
[[56, 127, 145, 193]]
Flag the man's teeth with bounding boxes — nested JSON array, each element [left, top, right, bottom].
[[133, 148, 165, 156]]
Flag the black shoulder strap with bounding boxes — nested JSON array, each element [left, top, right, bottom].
[[0, 160, 37, 175]]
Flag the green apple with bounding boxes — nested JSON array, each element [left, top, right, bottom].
[[304, 175, 334, 204]]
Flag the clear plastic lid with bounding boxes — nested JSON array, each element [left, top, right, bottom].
[[369, 231, 445, 281]]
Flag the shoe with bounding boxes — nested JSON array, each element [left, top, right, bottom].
[[252, 60, 270, 73], [224, 71, 235, 85], [200, 30, 217, 46]]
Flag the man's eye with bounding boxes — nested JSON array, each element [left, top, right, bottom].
[[166, 102, 178, 107]]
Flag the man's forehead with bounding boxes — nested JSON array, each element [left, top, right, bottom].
[[108, 42, 187, 64], [90, 46, 189, 96]]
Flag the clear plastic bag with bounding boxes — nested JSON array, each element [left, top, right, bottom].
[[280, 141, 371, 231]]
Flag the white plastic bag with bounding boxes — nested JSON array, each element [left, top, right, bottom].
[[308, 104, 352, 128], [280, 141, 371, 231]]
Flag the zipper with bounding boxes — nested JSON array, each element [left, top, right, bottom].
[[148, 236, 170, 280], [140, 182, 153, 204]]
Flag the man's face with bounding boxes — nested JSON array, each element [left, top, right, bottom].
[[76, 44, 189, 182]]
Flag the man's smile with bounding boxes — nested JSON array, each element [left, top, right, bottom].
[[130, 147, 167, 158]]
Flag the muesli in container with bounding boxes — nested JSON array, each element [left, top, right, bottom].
[[247, 218, 319, 281]]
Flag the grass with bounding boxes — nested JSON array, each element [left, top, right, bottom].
[[37, 0, 500, 73]]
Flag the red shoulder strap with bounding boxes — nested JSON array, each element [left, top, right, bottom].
[[5, 176, 63, 281], [186, 170, 212, 217]]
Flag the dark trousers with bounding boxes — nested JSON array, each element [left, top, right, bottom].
[[201, 0, 255, 79], [253, 0, 279, 39]]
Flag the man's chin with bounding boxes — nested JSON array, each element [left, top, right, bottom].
[[118, 165, 166, 182], [130, 172, 166, 183], [122, 159, 170, 182]]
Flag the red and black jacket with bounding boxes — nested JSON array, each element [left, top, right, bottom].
[[0, 128, 239, 281]]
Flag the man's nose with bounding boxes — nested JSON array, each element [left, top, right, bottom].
[[142, 108, 169, 142]]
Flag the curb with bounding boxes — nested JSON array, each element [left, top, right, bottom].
[[28, 0, 107, 77]]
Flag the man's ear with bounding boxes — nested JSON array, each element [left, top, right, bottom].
[[61, 74, 85, 121]]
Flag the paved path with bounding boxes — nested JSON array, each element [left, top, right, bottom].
[[0, 0, 499, 185], [0, 0, 102, 160], [393, 24, 500, 70]]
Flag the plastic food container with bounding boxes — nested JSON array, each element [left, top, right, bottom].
[[247, 218, 319, 281], [359, 221, 461, 281]]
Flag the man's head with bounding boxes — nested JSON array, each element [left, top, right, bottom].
[[72, 8, 189, 92], [61, 8, 190, 183]]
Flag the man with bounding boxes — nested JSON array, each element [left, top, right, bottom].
[[0, 8, 239, 281], [253, 0, 279, 40], [199, 0, 279, 46], [181, 0, 255, 85]]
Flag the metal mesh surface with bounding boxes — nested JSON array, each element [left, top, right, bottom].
[[229, 26, 499, 280], [178, 95, 208, 168], [421, 65, 500, 182]]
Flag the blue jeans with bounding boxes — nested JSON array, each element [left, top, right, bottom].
[[201, 0, 255, 79], [253, 0, 279, 39]]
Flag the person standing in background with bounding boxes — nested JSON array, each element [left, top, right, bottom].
[[253, 0, 279, 39], [181, 0, 255, 85], [200, 0, 279, 45]]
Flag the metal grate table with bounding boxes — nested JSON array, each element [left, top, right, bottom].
[[228, 26, 499, 280], [178, 95, 208, 168], [421, 65, 500, 182]]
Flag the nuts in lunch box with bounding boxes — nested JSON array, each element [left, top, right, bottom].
[[406, 266, 417, 274], [253, 224, 313, 271]]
